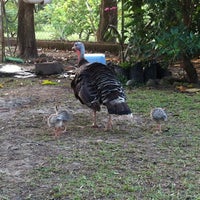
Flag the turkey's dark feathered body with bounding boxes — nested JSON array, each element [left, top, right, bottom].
[[71, 59, 131, 115]]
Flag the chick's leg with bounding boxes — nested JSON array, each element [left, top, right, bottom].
[[63, 126, 67, 133], [158, 124, 162, 132], [92, 110, 98, 128], [54, 127, 61, 137], [155, 123, 162, 132], [106, 115, 113, 130]]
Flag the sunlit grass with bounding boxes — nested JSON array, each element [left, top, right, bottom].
[[35, 31, 55, 40], [35, 31, 96, 41]]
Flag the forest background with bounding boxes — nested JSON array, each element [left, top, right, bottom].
[[4, 0, 200, 82]]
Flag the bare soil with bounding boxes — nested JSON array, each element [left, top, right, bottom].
[[0, 50, 140, 199], [0, 49, 199, 199]]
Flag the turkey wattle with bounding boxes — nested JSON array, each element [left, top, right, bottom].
[[150, 107, 167, 132], [71, 42, 132, 130]]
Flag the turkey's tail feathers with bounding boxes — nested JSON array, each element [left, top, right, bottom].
[[106, 102, 132, 115]]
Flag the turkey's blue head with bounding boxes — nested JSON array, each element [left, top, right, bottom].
[[72, 42, 85, 62]]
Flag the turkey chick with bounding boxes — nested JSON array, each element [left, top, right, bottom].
[[47, 106, 73, 136], [150, 107, 167, 132]]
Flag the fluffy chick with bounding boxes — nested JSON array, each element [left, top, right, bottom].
[[150, 107, 167, 132], [47, 106, 73, 136]]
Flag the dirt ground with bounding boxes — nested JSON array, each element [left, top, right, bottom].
[[0, 50, 142, 199], [0, 49, 200, 199]]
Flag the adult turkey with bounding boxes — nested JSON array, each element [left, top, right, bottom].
[[71, 41, 131, 130], [150, 107, 167, 132]]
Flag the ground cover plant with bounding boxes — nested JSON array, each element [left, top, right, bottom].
[[0, 76, 200, 200]]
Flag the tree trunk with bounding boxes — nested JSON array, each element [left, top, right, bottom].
[[17, 0, 38, 58], [181, 54, 198, 83], [97, 0, 117, 42], [180, 0, 193, 30], [179, 0, 198, 83], [0, 0, 4, 62]]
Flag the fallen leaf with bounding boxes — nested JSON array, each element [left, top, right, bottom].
[[176, 85, 186, 92], [41, 80, 58, 85], [176, 85, 200, 93], [184, 88, 200, 93]]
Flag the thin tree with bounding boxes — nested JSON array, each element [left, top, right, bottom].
[[17, 0, 38, 58], [97, 0, 118, 42], [179, 0, 198, 83]]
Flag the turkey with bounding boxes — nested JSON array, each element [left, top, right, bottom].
[[47, 106, 73, 136], [150, 107, 167, 132], [71, 41, 131, 130]]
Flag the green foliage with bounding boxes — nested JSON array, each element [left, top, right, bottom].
[[122, 0, 200, 63], [35, 0, 101, 40], [154, 25, 200, 61], [3, 0, 200, 65], [4, 0, 18, 37]]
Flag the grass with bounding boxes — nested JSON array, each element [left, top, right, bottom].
[[29, 135, 200, 199], [35, 31, 93, 41], [128, 87, 200, 127], [1, 78, 200, 199], [33, 87, 200, 199], [35, 31, 55, 40]]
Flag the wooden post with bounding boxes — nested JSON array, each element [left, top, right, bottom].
[[0, 0, 4, 62]]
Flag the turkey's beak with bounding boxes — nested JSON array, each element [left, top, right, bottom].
[[72, 45, 78, 52]]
